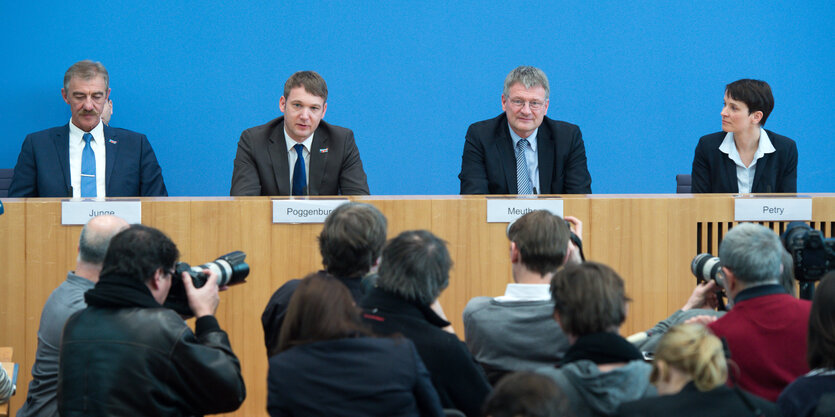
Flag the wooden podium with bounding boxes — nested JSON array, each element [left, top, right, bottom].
[[1, 194, 832, 416]]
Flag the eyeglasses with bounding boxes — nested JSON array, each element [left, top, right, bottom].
[[508, 98, 546, 111]]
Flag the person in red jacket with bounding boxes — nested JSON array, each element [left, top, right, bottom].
[[702, 223, 811, 401]]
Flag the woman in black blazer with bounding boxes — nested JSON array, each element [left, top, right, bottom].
[[267, 272, 444, 417], [692, 79, 797, 193], [617, 323, 779, 417]]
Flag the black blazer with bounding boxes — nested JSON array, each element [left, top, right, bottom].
[[458, 113, 592, 194], [230, 116, 370, 196], [617, 382, 779, 417], [691, 130, 797, 193]]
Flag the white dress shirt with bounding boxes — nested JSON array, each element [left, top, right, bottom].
[[68, 120, 106, 199], [719, 128, 776, 193], [284, 130, 313, 193]]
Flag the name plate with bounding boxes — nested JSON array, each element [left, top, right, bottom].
[[61, 200, 142, 225], [272, 199, 349, 223], [486, 199, 564, 223], [734, 197, 812, 221]]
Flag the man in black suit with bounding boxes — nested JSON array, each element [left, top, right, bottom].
[[230, 71, 370, 196], [459, 66, 591, 195]]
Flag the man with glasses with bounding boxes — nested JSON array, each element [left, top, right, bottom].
[[459, 66, 592, 195], [9, 60, 167, 197]]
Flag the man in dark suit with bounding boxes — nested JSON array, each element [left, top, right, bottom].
[[459, 66, 591, 195], [9, 60, 167, 198], [230, 71, 369, 196]]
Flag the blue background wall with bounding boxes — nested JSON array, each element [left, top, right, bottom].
[[2, 1, 833, 196]]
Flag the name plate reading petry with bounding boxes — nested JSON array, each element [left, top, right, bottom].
[[734, 197, 812, 221]]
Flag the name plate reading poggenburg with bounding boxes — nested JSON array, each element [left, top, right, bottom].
[[61, 200, 142, 225], [273, 199, 349, 223], [486, 199, 564, 223], [734, 197, 812, 221]]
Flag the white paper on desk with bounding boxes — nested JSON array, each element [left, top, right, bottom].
[[272, 199, 349, 223], [734, 197, 812, 221]]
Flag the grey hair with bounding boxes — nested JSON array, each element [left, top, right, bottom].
[[719, 223, 783, 286], [64, 60, 109, 90], [503, 66, 550, 99], [376, 230, 452, 305]]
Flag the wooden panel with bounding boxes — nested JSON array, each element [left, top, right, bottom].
[[4, 194, 834, 417], [0, 200, 25, 415]]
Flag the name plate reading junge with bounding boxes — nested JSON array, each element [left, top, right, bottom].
[[273, 199, 349, 223], [734, 197, 812, 221], [486, 199, 564, 223], [61, 200, 142, 225]]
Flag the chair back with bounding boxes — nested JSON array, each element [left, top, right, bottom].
[[0, 169, 13, 198], [676, 174, 692, 193]]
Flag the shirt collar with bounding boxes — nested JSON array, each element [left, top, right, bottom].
[[69, 118, 105, 143], [508, 123, 538, 151], [284, 129, 314, 153], [733, 283, 787, 304], [494, 283, 551, 302], [718, 128, 776, 168]]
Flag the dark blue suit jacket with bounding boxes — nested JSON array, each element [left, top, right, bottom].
[[9, 124, 167, 197], [459, 113, 592, 194], [691, 130, 797, 193]]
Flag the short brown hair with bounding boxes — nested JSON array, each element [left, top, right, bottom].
[[276, 272, 370, 355], [283, 70, 328, 102], [64, 60, 109, 90], [550, 262, 628, 336], [507, 210, 570, 274], [808, 271, 835, 369], [318, 202, 387, 277]]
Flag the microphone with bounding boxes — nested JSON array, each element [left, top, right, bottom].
[[533, 187, 538, 195]]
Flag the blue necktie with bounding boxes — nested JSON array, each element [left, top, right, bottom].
[[515, 138, 532, 195], [81, 133, 97, 198], [292, 144, 307, 196]]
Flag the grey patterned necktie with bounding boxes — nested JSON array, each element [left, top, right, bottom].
[[515, 138, 532, 194]]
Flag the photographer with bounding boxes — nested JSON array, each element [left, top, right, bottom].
[[57, 225, 246, 417]]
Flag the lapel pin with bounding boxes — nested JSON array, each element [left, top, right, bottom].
[[108, 139, 117, 144], [320, 148, 328, 153]]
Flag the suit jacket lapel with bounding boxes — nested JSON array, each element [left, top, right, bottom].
[[721, 155, 739, 193], [751, 153, 771, 193], [308, 127, 329, 196], [537, 122, 554, 194], [269, 120, 291, 195], [496, 122, 517, 194], [103, 125, 117, 195], [54, 125, 72, 196]]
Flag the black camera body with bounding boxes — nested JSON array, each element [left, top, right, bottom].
[[782, 222, 835, 283], [164, 251, 250, 317]]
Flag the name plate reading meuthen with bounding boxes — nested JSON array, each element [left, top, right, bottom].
[[734, 197, 812, 221], [486, 199, 564, 223], [273, 199, 349, 224], [61, 200, 142, 225]]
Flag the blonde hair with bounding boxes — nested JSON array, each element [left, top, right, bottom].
[[650, 324, 727, 391]]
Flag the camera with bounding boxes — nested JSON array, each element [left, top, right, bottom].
[[164, 251, 250, 317], [782, 222, 835, 299], [691, 253, 727, 310]]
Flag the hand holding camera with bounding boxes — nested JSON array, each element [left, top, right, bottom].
[[182, 270, 220, 318]]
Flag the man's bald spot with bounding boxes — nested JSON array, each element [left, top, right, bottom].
[[79, 215, 129, 264]]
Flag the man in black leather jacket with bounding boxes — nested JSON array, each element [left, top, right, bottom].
[[57, 225, 246, 417]]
